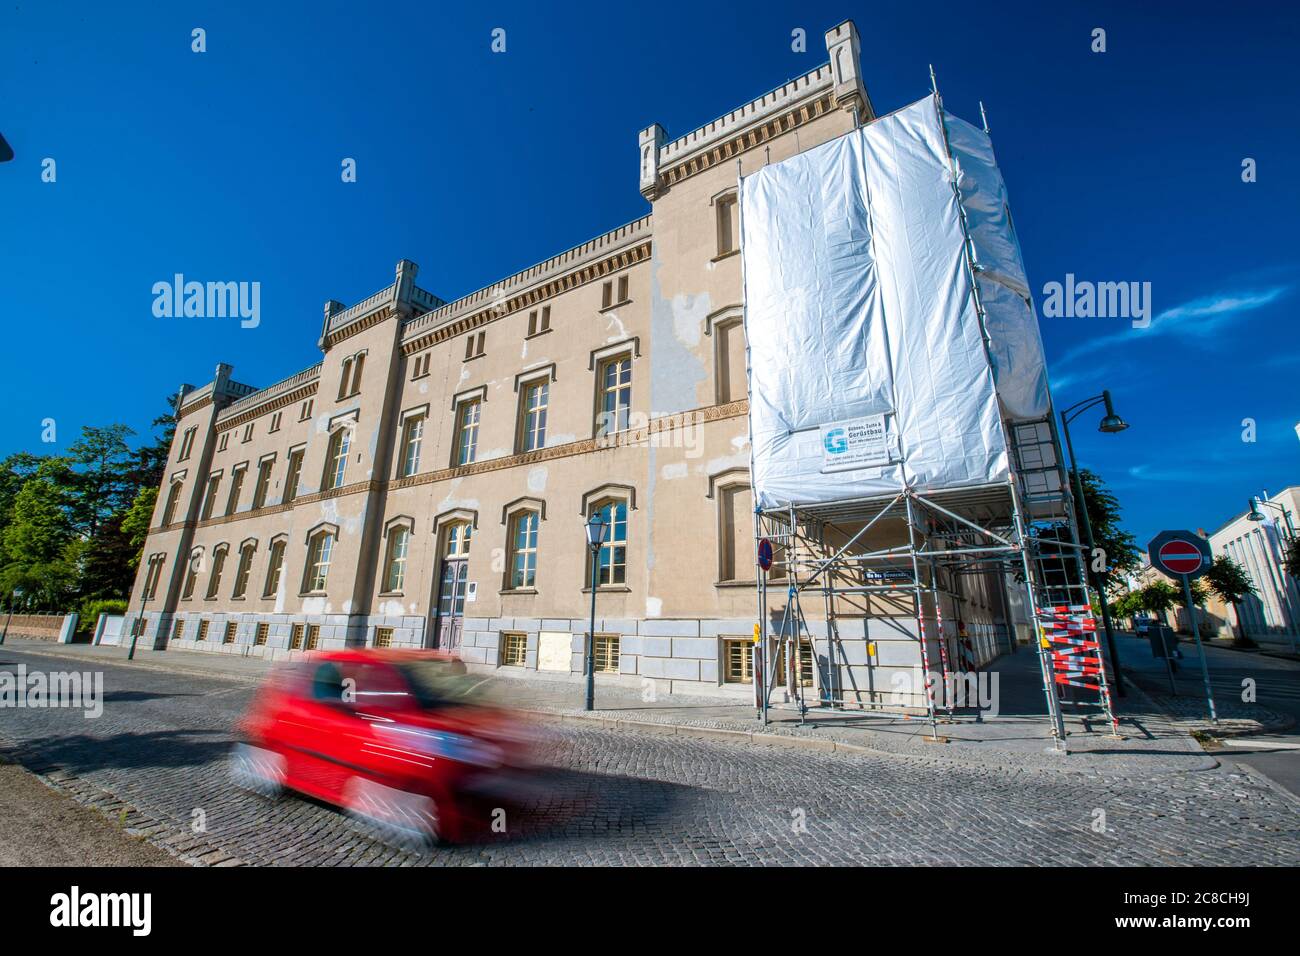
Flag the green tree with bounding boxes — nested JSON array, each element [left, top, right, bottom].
[[119, 485, 158, 570], [0, 462, 78, 610], [1203, 555, 1257, 642], [1073, 468, 1141, 595], [67, 423, 136, 538], [1138, 580, 1180, 623]]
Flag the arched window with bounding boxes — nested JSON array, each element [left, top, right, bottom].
[[263, 538, 287, 598], [384, 525, 411, 593], [162, 479, 184, 527], [322, 425, 351, 490], [589, 499, 628, 586], [444, 521, 472, 559], [304, 530, 335, 593], [231, 541, 256, 598], [507, 510, 540, 590], [206, 545, 229, 599]]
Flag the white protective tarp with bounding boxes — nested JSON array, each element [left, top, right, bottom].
[[744, 96, 1047, 510]]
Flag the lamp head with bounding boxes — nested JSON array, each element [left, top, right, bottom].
[[585, 511, 610, 549], [1098, 389, 1128, 433], [1247, 497, 1267, 523]]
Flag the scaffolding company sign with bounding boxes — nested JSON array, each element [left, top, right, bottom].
[[819, 414, 890, 473]]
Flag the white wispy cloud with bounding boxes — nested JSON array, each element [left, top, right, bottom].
[[1052, 284, 1290, 371]]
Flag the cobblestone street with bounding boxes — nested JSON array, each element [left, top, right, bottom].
[[1, 645, 1297, 866]]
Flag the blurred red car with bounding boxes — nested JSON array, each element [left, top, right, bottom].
[[230, 649, 539, 847]]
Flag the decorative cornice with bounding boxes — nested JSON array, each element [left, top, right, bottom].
[[660, 92, 836, 191], [150, 400, 749, 535]]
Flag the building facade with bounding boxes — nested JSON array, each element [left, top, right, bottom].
[[1207, 488, 1300, 649], [125, 21, 1012, 704]]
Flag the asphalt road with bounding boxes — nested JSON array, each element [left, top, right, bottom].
[[1, 646, 1296, 866]]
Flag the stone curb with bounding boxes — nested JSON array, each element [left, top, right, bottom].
[[1122, 666, 1297, 741], [4, 643, 269, 686]]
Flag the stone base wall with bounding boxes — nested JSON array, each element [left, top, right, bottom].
[[124, 608, 1013, 709]]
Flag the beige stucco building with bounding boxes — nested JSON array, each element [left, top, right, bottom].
[[125, 21, 1016, 705]]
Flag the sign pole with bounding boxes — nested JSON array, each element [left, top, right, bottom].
[[1180, 572, 1217, 724]]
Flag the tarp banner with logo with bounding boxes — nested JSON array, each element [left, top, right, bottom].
[[741, 96, 1033, 510]]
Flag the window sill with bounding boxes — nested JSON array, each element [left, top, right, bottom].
[[582, 585, 631, 594], [378, 590, 405, 598], [463, 353, 485, 363], [711, 249, 740, 264], [525, 328, 552, 340], [715, 579, 757, 589], [500, 587, 538, 596], [298, 591, 327, 599], [598, 300, 632, 314]]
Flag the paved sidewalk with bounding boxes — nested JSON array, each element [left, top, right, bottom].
[[6, 638, 1216, 777]]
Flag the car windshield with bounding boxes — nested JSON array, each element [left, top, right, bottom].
[[397, 661, 479, 709]]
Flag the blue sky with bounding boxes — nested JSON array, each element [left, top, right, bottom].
[[1, 1, 1295, 546]]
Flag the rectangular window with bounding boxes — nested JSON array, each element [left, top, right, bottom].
[[178, 427, 197, 461], [715, 319, 747, 404], [716, 194, 738, 257], [299, 399, 313, 422], [323, 428, 350, 490], [232, 545, 254, 598], [519, 381, 548, 452], [305, 533, 333, 592], [724, 639, 753, 684], [384, 527, 410, 593], [374, 627, 393, 649], [500, 632, 527, 667], [454, 399, 480, 466], [597, 354, 632, 436], [268, 411, 282, 433], [617, 275, 629, 303], [144, 555, 165, 600], [217, 432, 229, 452], [718, 484, 754, 583], [263, 540, 286, 597], [283, 448, 304, 503], [242, 423, 253, 443], [464, 332, 485, 361], [200, 474, 221, 520], [289, 623, 305, 650], [255, 622, 269, 646], [223, 622, 238, 644], [305, 624, 320, 650], [196, 620, 210, 642], [593, 634, 620, 673], [252, 457, 274, 509], [601, 280, 612, 310], [226, 466, 246, 516], [772, 639, 815, 688], [527, 306, 551, 337], [508, 511, 539, 589], [399, 414, 425, 477], [172, 619, 185, 642]]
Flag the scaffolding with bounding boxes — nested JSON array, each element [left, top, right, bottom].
[[752, 416, 1119, 749], [743, 86, 1121, 752]]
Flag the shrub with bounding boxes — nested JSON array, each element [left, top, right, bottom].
[[78, 597, 129, 630]]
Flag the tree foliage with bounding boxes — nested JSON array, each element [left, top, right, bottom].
[[0, 398, 174, 612]]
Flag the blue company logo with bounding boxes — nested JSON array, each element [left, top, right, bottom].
[[823, 429, 848, 455]]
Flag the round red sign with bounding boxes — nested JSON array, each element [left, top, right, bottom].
[[1158, 540, 1203, 575]]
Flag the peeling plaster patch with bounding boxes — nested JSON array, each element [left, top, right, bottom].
[[273, 585, 286, 614], [379, 599, 405, 616], [707, 452, 749, 475], [342, 599, 353, 614], [661, 462, 688, 480], [649, 249, 708, 415], [418, 381, 429, 395], [731, 433, 750, 450], [605, 312, 628, 340], [645, 596, 663, 618], [458, 367, 470, 385], [408, 602, 419, 614], [481, 447, 511, 460], [527, 466, 547, 493], [302, 597, 327, 615], [548, 433, 575, 445]]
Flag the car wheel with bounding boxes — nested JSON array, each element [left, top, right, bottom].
[[343, 776, 441, 852], [229, 743, 286, 798]]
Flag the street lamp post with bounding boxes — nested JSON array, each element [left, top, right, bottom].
[[584, 510, 611, 712], [0, 587, 22, 646], [1060, 389, 1129, 696]]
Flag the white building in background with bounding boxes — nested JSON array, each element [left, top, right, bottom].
[[1208, 487, 1300, 649]]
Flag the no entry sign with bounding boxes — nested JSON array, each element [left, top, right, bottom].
[[1147, 530, 1210, 580]]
